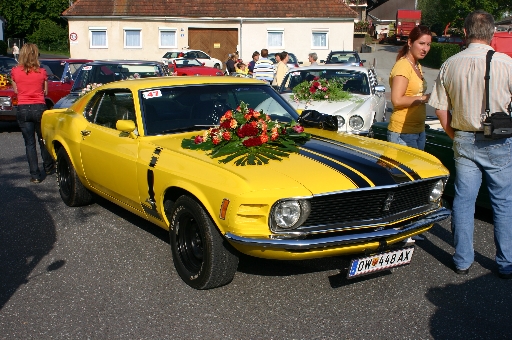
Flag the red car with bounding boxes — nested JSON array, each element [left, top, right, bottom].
[[0, 58, 91, 121], [169, 58, 224, 76], [40, 59, 92, 108]]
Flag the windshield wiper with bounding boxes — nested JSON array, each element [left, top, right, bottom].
[[158, 125, 215, 134]]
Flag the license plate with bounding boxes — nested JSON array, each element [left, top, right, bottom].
[[347, 247, 414, 278]]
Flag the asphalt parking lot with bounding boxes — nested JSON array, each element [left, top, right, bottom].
[[1, 48, 512, 339]]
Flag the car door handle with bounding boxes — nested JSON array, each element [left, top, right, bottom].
[[81, 130, 91, 137]]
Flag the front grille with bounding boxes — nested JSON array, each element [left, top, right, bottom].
[[299, 178, 440, 231]]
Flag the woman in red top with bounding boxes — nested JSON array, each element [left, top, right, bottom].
[[11, 43, 54, 183]]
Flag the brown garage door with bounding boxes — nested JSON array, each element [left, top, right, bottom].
[[188, 28, 238, 68]]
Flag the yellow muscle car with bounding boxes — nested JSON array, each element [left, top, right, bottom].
[[41, 76, 450, 289]]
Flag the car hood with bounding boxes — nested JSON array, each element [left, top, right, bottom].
[[283, 94, 370, 116], [148, 130, 447, 196], [53, 93, 79, 109]]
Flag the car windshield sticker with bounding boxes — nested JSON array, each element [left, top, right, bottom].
[[142, 90, 162, 99], [82, 66, 92, 71], [291, 72, 300, 76]]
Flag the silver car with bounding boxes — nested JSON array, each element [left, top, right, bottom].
[[278, 65, 386, 135]]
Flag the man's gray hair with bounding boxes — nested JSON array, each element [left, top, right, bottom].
[[464, 10, 495, 43], [309, 52, 318, 61]]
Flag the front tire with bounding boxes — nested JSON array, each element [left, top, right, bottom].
[[167, 196, 239, 289], [56, 148, 93, 207]]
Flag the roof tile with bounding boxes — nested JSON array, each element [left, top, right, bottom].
[[63, 0, 357, 18]]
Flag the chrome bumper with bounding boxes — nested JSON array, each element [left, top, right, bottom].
[[225, 207, 451, 250]]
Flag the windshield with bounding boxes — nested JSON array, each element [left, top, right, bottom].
[[72, 63, 166, 92], [174, 59, 203, 67], [0, 58, 18, 76], [327, 53, 359, 63], [280, 69, 370, 95], [140, 84, 299, 136]]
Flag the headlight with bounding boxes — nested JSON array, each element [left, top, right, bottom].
[[349, 115, 364, 130], [271, 199, 311, 230], [337, 116, 345, 129], [430, 179, 445, 202], [0, 96, 12, 107]]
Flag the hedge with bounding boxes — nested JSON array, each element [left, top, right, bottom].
[[421, 42, 461, 69], [0, 41, 7, 56]]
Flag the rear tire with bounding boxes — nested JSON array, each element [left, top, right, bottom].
[[167, 196, 239, 289], [56, 148, 93, 207], [214, 63, 221, 69]]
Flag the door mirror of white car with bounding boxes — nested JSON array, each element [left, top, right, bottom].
[[374, 85, 386, 93]]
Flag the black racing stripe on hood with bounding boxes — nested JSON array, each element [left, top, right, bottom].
[[311, 136, 421, 181], [379, 155, 422, 180], [302, 138, 411, 185], [299, 149, 371, 188]]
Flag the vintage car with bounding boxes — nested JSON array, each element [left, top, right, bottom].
[[161, 50, 223, 69], [40, 58, 92, 108], [369, 119, 490, 209], [321, 51, 366, 67], [42, 76, 450, 289], [169, 58, 224, 76], [53, 60, 169, 109], [0, 56, 18, 121], [278, 65, 387, 135]]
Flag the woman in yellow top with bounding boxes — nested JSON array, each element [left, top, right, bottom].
[[388, 25, 432, 150]]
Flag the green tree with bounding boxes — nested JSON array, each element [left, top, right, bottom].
[[28, 19, 68, 51], [0, 0, 69, 38], [418, 0, 510, 35]]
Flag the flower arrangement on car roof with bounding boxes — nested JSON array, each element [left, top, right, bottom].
[[181, 101, 310, 166], [292, 76, 353, 104]]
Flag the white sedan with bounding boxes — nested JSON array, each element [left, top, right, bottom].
[[161, 50, 223, 69], [278, 65, 387, 135]]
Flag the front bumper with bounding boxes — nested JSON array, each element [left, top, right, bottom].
[[0, 106, 17, 121], [225, 207, 450, 250]]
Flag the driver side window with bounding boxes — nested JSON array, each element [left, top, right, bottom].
[[84, 90, 136, 129]]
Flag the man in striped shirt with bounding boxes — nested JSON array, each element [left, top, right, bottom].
[[252, 49, 275, 84], [429, 10, 512, 279]]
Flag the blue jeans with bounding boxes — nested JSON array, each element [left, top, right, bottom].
[[387, 131, 426, 150], [452, 131, 512, 274], [16, 104, 54, 179]]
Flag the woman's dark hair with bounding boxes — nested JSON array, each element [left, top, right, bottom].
[[396, 25, 432, 61]]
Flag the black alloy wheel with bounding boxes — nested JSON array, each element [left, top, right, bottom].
[[167, 196, 239, 289], [56, 148, 93, 207]]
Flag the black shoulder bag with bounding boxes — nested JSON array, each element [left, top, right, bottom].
[[483, 50, 512, 139]]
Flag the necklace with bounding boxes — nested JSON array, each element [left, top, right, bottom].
[[406, 55, 424, 80]]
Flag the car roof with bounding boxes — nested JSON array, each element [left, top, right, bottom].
[[84, 60, 165, 65], [329, 51, 358, 54], [94, 76, 264, 91], [40, 58, 92, 63], [288, 65, 369, 73]]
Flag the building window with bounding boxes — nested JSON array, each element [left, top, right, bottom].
[[159, 29, 177, 48], [124, 29, 142, 48], [312, 31, 328, 49], [267, 30, 284, 48], [89, 27, 107, 48]]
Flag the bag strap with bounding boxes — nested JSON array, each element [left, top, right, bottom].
[[484, 50, 495, 117]]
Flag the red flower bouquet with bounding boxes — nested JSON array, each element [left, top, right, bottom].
[[181, 102, 310, 165]]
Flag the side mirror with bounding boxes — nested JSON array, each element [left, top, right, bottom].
[[202, 62, 205, 66], [116, 119, 137, 139], [298, 61, 303, 65], [61, 76, 71, 84], [361, 59, 366, 63], [374, 85, 386, 93], [320, 60, 325, 63]]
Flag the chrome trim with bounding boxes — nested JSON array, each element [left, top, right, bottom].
[[225, 208, 451, 250], [311, 175, 448, 197]]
